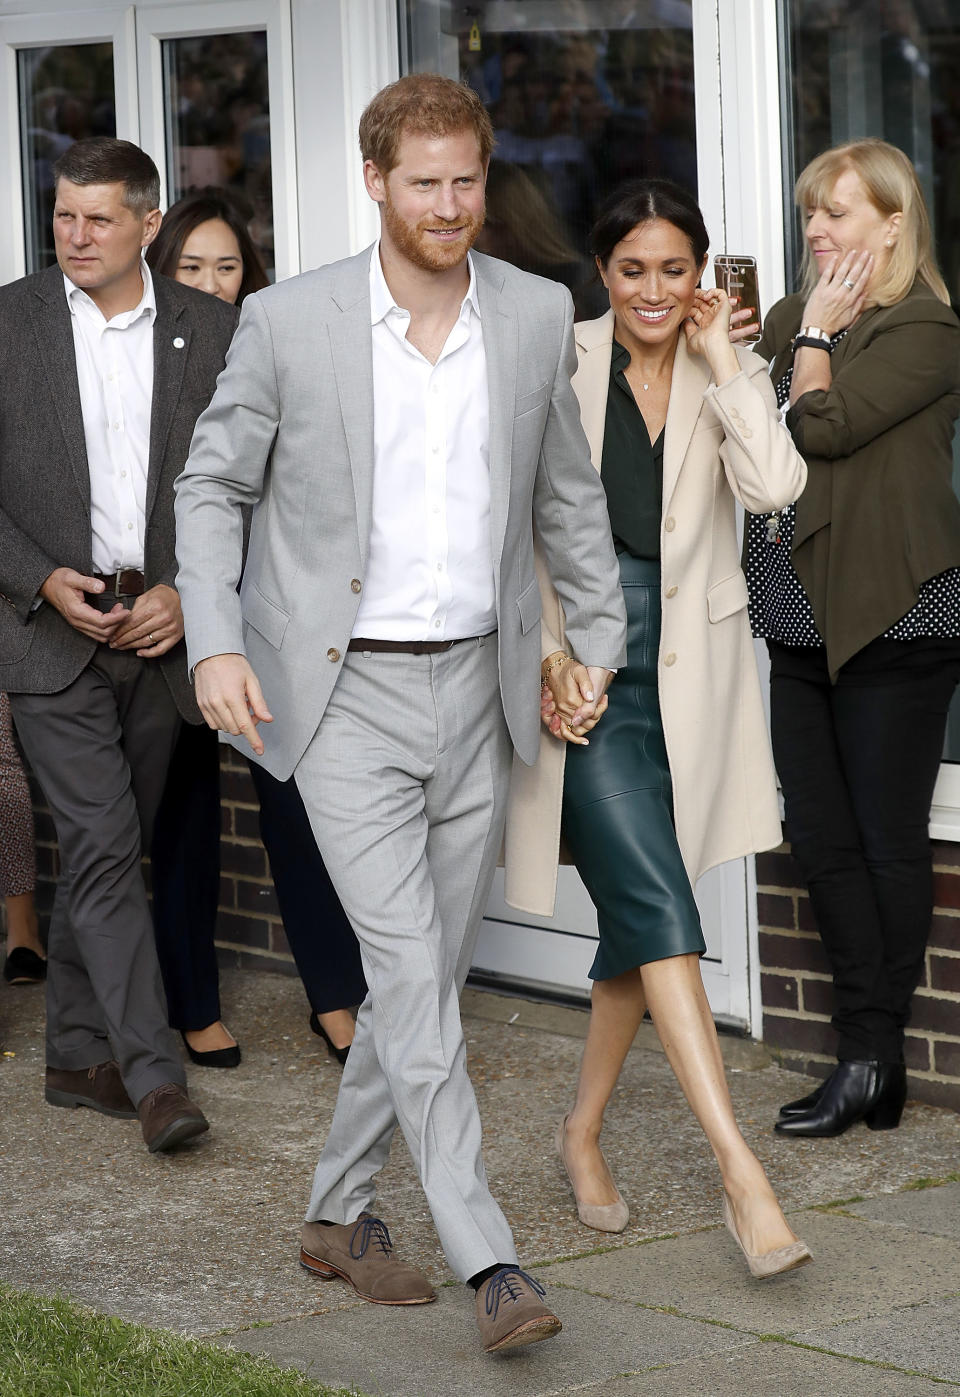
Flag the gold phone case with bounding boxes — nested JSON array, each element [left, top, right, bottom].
[[714, 255, 761, 344]]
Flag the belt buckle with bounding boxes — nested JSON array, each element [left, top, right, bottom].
[[103, 567, 122, 597]]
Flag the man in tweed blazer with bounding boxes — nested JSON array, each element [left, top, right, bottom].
[[0, 139, 236, 1152]]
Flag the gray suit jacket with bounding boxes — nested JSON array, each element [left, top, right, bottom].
[[0, 264, 237, 719], [175, 246, 626, 777]]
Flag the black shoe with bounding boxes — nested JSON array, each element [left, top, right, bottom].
[[3, 946, 47, 985], [310, 1011, 350, 1066], [180, 1031, 241, 1069], [774, 1061, 907, 1138], [778, 1071, 833, 1119]]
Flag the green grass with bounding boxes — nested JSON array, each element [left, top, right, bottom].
[[0, 1286, 364, 1397]]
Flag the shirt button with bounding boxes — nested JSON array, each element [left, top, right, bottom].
[[120, 469, 127, 478], [436, 562, 443, 571], [112, 422, 121, 431], [326, 648, 340, 662], [127, 522, 134, 530], [434, 620, 441, 629], [664, 652, 677, 666], [350, 579, 362, 593], [664, 516, 676, 533], [665, 584, 678, 599], [431, 445, 439, 455]]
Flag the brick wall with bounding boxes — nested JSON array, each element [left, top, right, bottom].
[[757, 841, 960, 1111]]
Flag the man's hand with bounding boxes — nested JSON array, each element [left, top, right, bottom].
[[39, 568, 127, 642], [194, 653, 273, 756], [109, 584, 184, 656]]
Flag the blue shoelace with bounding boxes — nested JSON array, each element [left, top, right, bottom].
[[349, 1215, 392, 1260], [484, 1266, 546, 1320]]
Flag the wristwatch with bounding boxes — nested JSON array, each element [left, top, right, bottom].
[[793, 325, 832, 352]]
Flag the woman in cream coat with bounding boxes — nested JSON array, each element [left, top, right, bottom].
[[504, 179, 810, 1276]]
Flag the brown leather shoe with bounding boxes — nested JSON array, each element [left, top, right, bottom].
[[45, 1062, 137, 1119], [475, 1267, 561, 1353], [300, 1214, 436, 1305], [137, 1082, 209, 1153]]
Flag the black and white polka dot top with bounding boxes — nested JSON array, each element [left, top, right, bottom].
[[746, 331, 960, 646]]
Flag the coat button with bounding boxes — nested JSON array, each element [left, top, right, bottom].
[[350, 579, 362, 593], [326, 648, 340, 662], [664, 516, 676, 533], [664, 652, 677, 666], [665, 584, 678, 599]]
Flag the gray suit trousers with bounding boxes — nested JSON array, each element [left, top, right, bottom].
[[298, 635, 517, 1281], [10, 642, 185, 1104]]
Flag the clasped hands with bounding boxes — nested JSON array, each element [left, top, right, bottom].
[[40, 567, 184, 657], [540, 652, 613, 746]]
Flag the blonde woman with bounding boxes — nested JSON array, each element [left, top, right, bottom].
[[745, 140, 960, 1138]]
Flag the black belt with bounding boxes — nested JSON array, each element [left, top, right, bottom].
[[347, 633, 491, 655], [92, 568, 145, 597]]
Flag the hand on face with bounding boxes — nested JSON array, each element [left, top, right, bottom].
[[802, 247, 872, 336]]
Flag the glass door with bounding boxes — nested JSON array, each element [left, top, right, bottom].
[[400, 0, 757, 1023]]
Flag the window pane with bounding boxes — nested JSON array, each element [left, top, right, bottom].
[[781, 2, 960, 760], [18, 43, 116, 273], [162, 31, 274, 280], [402, 0, 695, 318]]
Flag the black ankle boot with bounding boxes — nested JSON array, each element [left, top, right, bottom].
[[774, 1061, 906, 1138], [778, 1070, 834, 1119]]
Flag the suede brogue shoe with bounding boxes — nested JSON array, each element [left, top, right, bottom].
[[475, 1267, 561, 1353], [300, 1214, 435, 1305], [45, 1062, 137, 1119], [138, 1082, 209, 1152]]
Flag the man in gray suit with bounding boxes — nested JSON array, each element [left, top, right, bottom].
[[176, 75, 625, 1351], [0, 138, 236, 1152]]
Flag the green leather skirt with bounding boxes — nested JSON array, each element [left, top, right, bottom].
[[562, 554, 706, 981]]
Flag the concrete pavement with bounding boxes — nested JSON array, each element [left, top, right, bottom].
[[2, 965, 960, 1394]]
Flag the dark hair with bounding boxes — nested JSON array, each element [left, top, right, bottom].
[[359, 73, 495, 173], [53, 137, 160, 215], [589, 178, 709, 269], [145, 187, 269, 303]]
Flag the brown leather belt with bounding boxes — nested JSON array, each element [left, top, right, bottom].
[[92, 568, 145, 597], [348, 634, 487, 655]]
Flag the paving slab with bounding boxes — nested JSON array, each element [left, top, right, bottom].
[[227, 1284, 743, 1397], [569, 1341, 956, 1395], [540, 1210, 960, 1334], [798, 1296, 960, 1384], [847, 1180, 960, 1238]]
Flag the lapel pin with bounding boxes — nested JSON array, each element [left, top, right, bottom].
[[173, 336, 185, 349]]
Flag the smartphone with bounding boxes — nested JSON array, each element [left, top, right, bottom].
[[714, 255, 762, 344]]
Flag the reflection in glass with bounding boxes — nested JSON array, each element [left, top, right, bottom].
[[402, 1, 696, 318], [782, 2, 960, 759], [162, 32, 274, 281], [18, 43, 116, 273]]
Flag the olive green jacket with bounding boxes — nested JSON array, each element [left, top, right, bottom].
[[758, 282, 960, 678]]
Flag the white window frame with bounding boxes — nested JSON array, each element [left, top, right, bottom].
[[135, 0, 299, 280], [0, 5, 139, 284]]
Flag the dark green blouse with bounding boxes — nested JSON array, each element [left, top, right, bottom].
[[600, 338, 665, 561]]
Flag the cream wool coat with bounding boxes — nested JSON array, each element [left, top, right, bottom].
[[503, 310, 807, 918]]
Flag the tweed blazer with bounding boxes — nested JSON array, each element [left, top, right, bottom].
[[0, 264, 237, 719], [758, 284, 960, 678], [504, 312, 807, 918], [175, 246, 627, 780]]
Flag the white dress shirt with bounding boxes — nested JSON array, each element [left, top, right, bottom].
[[352, 244, 495, 641], [65, 260, 156, 573]]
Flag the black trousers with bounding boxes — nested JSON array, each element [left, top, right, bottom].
[[150, 726, 366, 1028], [768, 637, 960, 1063]]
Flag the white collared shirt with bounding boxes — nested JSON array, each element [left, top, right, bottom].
[[65, 260, 156, 573], [352, 243, 495, 641]]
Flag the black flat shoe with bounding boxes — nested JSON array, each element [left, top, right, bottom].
[[309, 1011, 351, 1066], [180, 1031, 241, 1069], [778, 1071, 834, 1119], [3, 946, 47, 985], [774, 1061, 906, 1138]]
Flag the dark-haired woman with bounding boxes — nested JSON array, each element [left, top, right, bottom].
[[147, 190, 365, 1067], [746, 140, 960, 1138], [505, 179, 811, 1276]]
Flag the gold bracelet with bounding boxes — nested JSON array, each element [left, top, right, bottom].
[[541, 652, 571, 681]]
